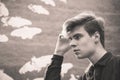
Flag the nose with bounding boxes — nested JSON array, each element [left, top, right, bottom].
[[70, 39, 77, 48]]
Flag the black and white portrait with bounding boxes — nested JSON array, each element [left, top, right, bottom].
[[0, 0, 120, 80]]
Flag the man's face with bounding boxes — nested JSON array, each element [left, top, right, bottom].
[[68, 26, 96, 59]]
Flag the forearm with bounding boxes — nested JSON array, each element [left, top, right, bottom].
[[44, 33, 71, 80], [44, 55, 64, 80]]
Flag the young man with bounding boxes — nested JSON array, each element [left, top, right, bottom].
[[44, 12, 120, 80]]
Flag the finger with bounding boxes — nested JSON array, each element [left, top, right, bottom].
[[58, 34, 63, 39], [60, 35, 64, 39], [58, 34, 69, 42]]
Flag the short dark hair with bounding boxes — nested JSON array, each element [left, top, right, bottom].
[[62, 11, 105, 47]]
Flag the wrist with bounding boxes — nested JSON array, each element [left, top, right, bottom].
[[54, 50, 65, 56]]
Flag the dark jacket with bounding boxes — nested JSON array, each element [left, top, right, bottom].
[[44, 52, 120, 80]]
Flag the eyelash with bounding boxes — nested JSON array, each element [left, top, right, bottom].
[[69, 36, 81, 41], [74, 36, 80, 40]]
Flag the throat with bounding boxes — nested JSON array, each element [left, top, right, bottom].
[[88, 48, 107, 65]]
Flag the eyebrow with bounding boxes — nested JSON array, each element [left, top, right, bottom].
[[68, 33, 83, 40], [73, 33, 83, 38]]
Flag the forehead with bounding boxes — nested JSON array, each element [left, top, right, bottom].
[[67, 26, 89, 37]]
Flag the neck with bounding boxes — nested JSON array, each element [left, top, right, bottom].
[[88, 44, 107, 65]]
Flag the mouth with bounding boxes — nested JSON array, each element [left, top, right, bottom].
[[73, 49, 80, 52], [73, 49, 80, 55]]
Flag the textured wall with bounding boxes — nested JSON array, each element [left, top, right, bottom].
[[0, 0, 120, 80]]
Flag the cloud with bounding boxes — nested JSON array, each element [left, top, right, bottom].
[[61, 63, 73, 77], [0, 34, 9, 42], [0, 69, 14, 80], [0, 2, 9, 17], [10, 26, 42, 39], [19, 55, 73, 78], [69, 74, 77, 80], [28, 4, 49, 15], [1, 16, 32, 28], [19, 55, 52, 74], [60, 0, 68, 4], [33, 77, 44, 80], [40, 0, 55, 7]]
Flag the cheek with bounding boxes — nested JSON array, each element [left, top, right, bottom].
[[78, 38, 89, 46], [78, 38, 95, 49]]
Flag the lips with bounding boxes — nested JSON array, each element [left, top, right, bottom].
[[73, 49, 80, 52], [73, 49, 80, 55]]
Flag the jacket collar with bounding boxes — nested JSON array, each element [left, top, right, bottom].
[[94, 52, 113, 67]]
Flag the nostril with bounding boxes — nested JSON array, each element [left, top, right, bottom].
[[71, 45, 76, 48]]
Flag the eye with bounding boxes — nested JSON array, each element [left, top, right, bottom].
[[74, 35, 80, 40], [73, 34, 83, 40]]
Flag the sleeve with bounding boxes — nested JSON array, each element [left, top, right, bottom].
[[78, 74, 87, 80], [44, 55, 64, 80]]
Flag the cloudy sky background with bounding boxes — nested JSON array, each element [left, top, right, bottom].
[[0, 0, 120, 80]]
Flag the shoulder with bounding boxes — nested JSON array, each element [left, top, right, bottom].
[[112, 54, 120, 65], [113, 54, 120, 61]]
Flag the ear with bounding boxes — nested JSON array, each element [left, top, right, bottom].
[[92, 31, 100, 44]]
